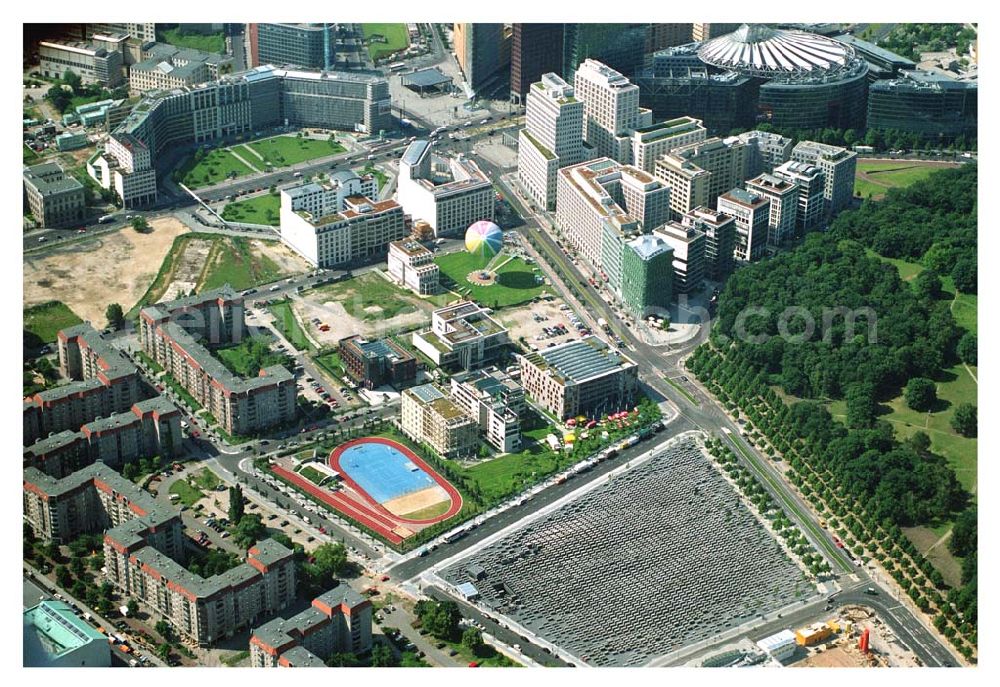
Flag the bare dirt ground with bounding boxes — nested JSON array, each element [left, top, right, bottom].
[[250, 239, 311, 275], [292, 295, 431, 346], [383, 485, 449, 518], [23, 217, 188, 326], [161, 237, 214, 303], [793, 643, 870, 668], [496, 298, 580, 350]]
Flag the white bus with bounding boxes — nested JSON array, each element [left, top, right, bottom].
[[389, 62, 406, 72]]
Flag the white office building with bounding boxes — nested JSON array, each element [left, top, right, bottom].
[[791, 141, 858, 217], [387, 239, 440, 295], [449, 367, 524, 453], [412, 301, 509, 371], [745, 172, 799, 248], [654, 221, 707, 295], [773, 160, 826, 234], [573, 59, 652, 163], [396, 140, 494, 238], [517, 73, 585, 211], [655, 137, 747, 220], [718, 188, 771, 263], [556, 158, 670, 271], [629, 116, 707, 174], [726, 129, 794, 178], [280, 170, 407, 268]]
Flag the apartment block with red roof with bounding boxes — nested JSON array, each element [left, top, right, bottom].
[[249, 585, 372, 667]]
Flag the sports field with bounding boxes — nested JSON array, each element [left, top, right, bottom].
[[336, 441, 436, 503], [330, 437, 461, 524]]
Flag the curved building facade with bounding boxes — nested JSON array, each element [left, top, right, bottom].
[[697, 24, 870, 132], [758, 59, 869, 131]]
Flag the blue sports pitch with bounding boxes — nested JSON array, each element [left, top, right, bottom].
[[337, 442, 436, 503]]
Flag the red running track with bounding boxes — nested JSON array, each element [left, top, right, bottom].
[[329, 437, 463, 525], [270, 465, 404, 544]]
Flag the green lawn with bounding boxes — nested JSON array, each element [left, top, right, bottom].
[[269, 300, 316, 352], [23, 144, 39, 164], [157, 27, 225, 53], [314, 350, 346, 379], [360, 164, 388, 190], [177, 149, 254, 188], [361, 23, 410, 61], [222, 193, 280, 226], [298, 465, 328, 486], [24, 301, 83, 345], [200, 237, 290, 292], [192, 468, 222, 491], [854, 161, 951, 200], [451, 401, 663, 502], [435, 253, 547, 309], [305, 272, 424, 322], [169, 479, 205, 507], [246, 135, 345, 168]]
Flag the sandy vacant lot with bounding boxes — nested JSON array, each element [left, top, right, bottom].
[[24, 217, 188, 326], [251, 239, 311, 276], [793, 643, 869, 668], [497, 299, 581, 349]]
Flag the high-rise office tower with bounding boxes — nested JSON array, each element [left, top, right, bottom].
[[573, 59, 651, 163], [518, 73, 585, 211], [646, 24, 695, 52], [248, 23, 335, 70], [510, 23, 565, 103], [562, 23, 650, 79], [454, 23, 504, 94]]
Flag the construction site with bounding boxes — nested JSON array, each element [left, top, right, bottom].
[[688, 605, 924, 668], [438, 435, 818, 666]]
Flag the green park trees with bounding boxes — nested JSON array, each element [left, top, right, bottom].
[[905, 378, 938, 412], [951, 403, 977, 438]]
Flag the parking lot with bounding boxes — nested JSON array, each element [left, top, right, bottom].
[[496, 299, 594, 353]]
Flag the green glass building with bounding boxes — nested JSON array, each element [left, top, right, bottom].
[[621, 234, 674, 318]]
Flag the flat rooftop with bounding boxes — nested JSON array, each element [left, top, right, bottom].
[[528, 336, 632, 385]]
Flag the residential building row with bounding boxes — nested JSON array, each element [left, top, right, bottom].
[[249, 586, 372, 667], [138, 286, 297, 437], [396, 139, 495, 238], [24, 323, 143, 446], [24, 463, 297, 646], [24, 397, 181, 479], [279, 170, 409, 268]]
